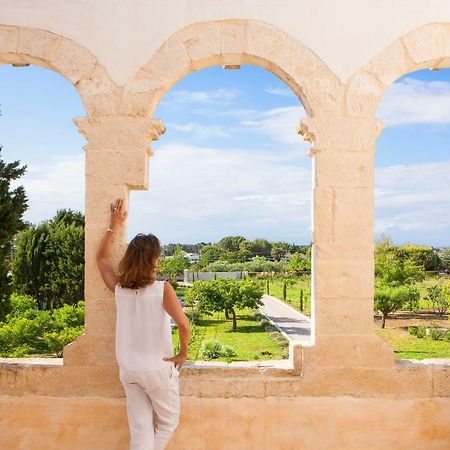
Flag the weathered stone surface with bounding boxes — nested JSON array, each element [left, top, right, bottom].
[[177, 21, 221, 66], [1, 394, 449, 449], [17, 27, 61, 62], [314, 298, 374, 335], [360, 334, 396, 368], [314, 258, 373, 299], [63, 334, 117, 367], [75, 64, 120, 116], [300, 116, 384, 151], [345, 70, 387, 118], [402, 24, 449, 67], [0, 25, 18, 54], [303, 335, 363, 368], [314, 150, 374, 188], [245, 20, 290, 65], [50, 36, 97, 84], [219, 20, 246, 56], [432, 366, 450, 397], [366, 38, 415, 86], [145, 37, 191, 86]]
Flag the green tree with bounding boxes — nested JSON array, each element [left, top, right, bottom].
[[50, 209, 84, 228], [374, 286, 411, 328], [158, 246, 190, 277], [240, 238, 272, 257], [438, 248, 450, 271], [375, 246, 425, 287], [11, 210, 84, 309], [287, 251, 311, 273], [0, 147, 28, 321], [218, 236, 247, 253], [45, 222, 84, 307], [426, 285, 450, 317], [12, 222, 51, 309], [186, 278, 263, 330], [396, 244, 437, 271], [271, 242, 290, 261], [199, 245, 223, 267], [246, 256, 285, 273], [220, 249, 251, 263]]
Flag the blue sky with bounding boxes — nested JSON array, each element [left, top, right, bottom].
[[0, 64, 449, 246]]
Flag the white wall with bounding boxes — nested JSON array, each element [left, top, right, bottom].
[[1, 0, 450, 85]]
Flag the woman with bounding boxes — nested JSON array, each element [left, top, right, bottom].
[[96, 198, 190, 450]]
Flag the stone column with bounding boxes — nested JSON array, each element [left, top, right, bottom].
[[299, 116, 395, 369], [64, 116, 165, 366]]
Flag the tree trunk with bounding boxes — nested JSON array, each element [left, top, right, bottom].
[[225, 309, 230, 319], [381, 312, 387, 329], [231, 308, 237, 331]]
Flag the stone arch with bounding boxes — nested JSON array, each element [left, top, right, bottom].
[[0, 24, 117, 116], [124, 19, 342, 118], [346, 22, 450, 119]]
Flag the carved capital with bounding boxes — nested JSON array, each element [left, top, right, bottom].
[[299, 116, 384, 154], [74, 116, 165, 151]]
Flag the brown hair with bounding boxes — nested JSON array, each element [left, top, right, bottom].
[[117, 233, 162, 289]]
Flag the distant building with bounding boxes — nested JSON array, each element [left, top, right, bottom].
[[184, 252, 200, 263]]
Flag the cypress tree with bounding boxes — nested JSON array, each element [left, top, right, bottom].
[[0, 146, 28, 320]]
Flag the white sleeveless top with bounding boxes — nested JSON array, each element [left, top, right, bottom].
[[114, 280, 173, 371]]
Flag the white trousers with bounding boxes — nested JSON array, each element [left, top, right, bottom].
[[119, 365, 180, 450]]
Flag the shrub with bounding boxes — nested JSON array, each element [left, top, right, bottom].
[[221, 345, 237, 358], [51, 302, 84, 330], [200, 340, 223, 359], [446, 330, 450, 341], [430, 327, 445, 341], [7, 294, 36, 317], [43, 326, 84, 356], [0, 296, 84, 357], [408, 326, 418, 336], [416, 326, 426, 338]]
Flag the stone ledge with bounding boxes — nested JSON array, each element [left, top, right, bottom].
[[0, 359, 448, 399]]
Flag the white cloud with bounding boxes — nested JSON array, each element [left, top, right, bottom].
[[240, 105, 308, 147], [128, 142, 312, 244], [166, 122, 230, 139], [161, 88, 242, 107], [265, 86, 292, 97], [375, 160, 450, 244], [12, 154, 85, 224], [377, 78, 450, 126]]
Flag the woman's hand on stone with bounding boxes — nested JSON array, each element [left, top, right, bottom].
[[110, 199, 128, 230], [163, 352, 187, 370]]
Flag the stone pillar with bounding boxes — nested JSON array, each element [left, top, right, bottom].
[[64, 116, 165, 366], [299, 116, 395, 369]]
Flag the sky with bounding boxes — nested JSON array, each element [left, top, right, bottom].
[[0, 64, 449, 246]]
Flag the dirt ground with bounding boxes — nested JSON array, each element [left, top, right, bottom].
[[374, 310, 449, 331]]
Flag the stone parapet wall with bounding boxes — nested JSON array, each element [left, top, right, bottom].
[[1, 394, 449, 449]]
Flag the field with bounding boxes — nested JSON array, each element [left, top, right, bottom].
[[266, 275, 450, 360], [376, 324, 450, 359], [266, 276, 311, 316], [172, 308, 288, 362]]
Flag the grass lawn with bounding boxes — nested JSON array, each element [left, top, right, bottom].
[[376, 327, 450, 359], [268, 276, 311, 316], [172, 308, 287, 362]]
